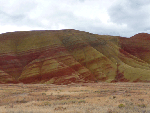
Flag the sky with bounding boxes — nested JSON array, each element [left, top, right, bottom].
[[0, 0, 150, 37]]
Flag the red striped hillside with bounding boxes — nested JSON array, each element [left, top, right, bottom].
[[0, 30, 150, 84]]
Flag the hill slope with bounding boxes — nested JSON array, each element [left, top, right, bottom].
[[0, 29, 150, 84]]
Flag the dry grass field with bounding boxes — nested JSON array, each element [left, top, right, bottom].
[[0, 82, 150, 113]]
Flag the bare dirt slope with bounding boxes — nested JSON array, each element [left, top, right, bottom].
[[0, 83, 150, 113], [1, 30, 150, 84]]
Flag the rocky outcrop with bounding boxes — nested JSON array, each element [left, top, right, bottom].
[[0, 30, 150, 84]]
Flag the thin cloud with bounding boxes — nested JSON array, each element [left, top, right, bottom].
[[0, 0, 150, 37], [108, 0, 150, 36]]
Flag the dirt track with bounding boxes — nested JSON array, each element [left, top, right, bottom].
[[0, 82, 150, 113]]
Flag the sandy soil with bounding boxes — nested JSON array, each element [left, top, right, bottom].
[[0, 82, 150, 113]]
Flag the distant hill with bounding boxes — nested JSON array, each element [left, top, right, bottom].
[[0, 29, 150, 84]]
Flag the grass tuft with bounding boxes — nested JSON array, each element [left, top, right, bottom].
[[118, 103, 125, 108]]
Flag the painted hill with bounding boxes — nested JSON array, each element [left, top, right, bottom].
[[0, 29, 150, 84]]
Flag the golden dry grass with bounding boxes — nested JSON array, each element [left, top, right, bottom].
[[0, 82, 150, 113]]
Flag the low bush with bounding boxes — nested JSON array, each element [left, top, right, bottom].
[[118, 104, 125, 108]]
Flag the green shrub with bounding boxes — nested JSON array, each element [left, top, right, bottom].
[[44, 101, 51, 106], [138, 104, 146, 108], [118, 104, 125, 108], [78, 100, 86, 103], [42, 93, 46, 95]]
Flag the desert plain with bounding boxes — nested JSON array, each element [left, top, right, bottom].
[[0, 82, 150, 113]]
